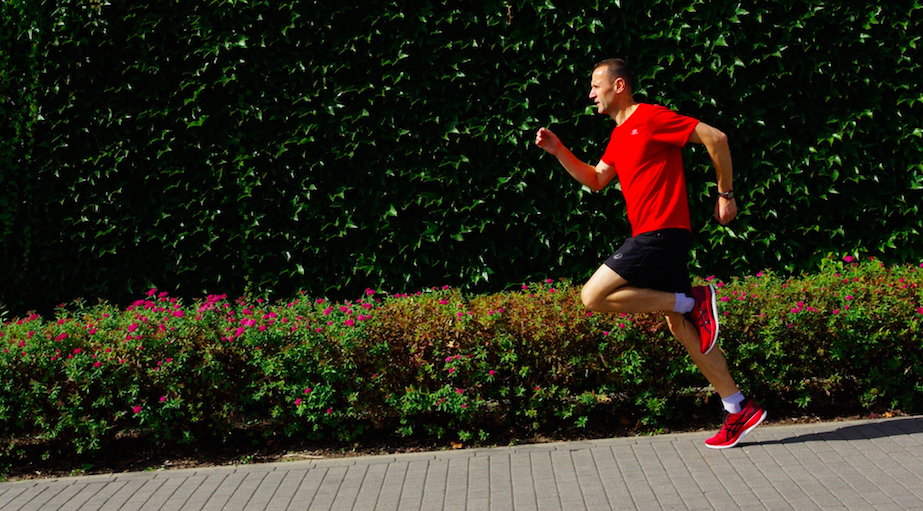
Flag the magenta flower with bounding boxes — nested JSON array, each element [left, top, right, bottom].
[[488, 370, 496, 376], [132, 406, 142, 414], [326, 408, 333, 414], [172, 310, 184, 318], [344, 319, 355, 327], [304, 387, 312, 393], [844, 255, 854, 263], [159, 396, 167, 403], [295, 398, 303, 406], [916, 307, 923, 315], [128, 324, 139, 333]]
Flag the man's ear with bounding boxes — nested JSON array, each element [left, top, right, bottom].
[[614, 77, 626, 93]]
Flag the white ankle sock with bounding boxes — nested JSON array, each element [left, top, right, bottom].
[[722, 392, 745, 414], [673, 293, 694, 314]]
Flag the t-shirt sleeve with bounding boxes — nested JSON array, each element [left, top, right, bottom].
[[648, 106, 699, 147]]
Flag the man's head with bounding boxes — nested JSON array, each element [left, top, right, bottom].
[[589, 58, 634, 115]]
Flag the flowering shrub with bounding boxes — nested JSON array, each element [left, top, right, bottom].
[[0, 256, 921, 466]]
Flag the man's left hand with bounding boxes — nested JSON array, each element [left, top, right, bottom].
[[715, 198, 737, 225]]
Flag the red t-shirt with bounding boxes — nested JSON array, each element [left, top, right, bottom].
[[601, 103, 699, 236]]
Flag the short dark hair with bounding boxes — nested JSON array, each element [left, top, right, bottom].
[[593, 58, 635, 91]]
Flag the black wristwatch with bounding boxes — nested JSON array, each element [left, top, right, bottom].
[[718, 190, 735, 200]]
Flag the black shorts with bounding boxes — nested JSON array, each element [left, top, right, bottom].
[[603, 229, 692, 294]]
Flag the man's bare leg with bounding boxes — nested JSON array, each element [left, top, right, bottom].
[[581, 264, 740, 398]]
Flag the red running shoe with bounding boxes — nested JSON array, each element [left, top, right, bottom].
[[705, 399, 767, 449], [689, 284, 719, 354]]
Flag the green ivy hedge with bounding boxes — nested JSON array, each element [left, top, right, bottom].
[[1, 1, 922, 312], [0, 256, 920, 468]]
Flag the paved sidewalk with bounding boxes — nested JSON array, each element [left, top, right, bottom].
[[1, 416, 921, 511]]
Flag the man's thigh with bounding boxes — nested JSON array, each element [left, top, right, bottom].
[[582, 263, 630, 303]]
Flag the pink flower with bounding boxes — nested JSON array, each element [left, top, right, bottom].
[[55, 333, 67, 341], [326, 408, 333, 414], [93, 361, 102, 368], [916, 307, 923, 315], [448, 368, 455, 374], [128, 324, 139, 333], [845, 295, 854, 300], [460, 404, 467, 409], [365, 288, 376, 296], [488, 370, 496, 376], [132, 406, 142, 414], [73, 348, 82, 354], [295, 398, 303, 406], [844, 255, 854, 263], [172, 310, 185, 318], [720, 296, 730, 302], [147, 288, 157, 296], [344, 319, 355, 327], [159, 396, 167, 403], [456, 388, 464, 394], [304, 387, 312, 393]]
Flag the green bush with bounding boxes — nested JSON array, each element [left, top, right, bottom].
[[2, 1, 922, 313], [1, 255, 921, 468]]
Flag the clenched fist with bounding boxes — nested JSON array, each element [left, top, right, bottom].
[[535, 127, 561, 156]]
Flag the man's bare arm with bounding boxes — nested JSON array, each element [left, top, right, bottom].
[[535, 127, 617, 191], [689, 122, 736, 224]]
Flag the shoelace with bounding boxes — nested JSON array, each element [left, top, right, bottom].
[[719, 411, 751, 438]]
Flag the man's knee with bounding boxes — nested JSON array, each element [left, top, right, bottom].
[[580, 286, 603, 311]]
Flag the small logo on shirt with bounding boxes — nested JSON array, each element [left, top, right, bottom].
[[614, 253, 624, 259], [630, 128, 639, 135]]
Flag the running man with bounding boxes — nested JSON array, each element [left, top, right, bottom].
[[535, 58, 765, 449]]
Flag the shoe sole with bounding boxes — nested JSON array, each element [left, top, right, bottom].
[[702, 284, 720, 355], [705, 409, 768, 449]]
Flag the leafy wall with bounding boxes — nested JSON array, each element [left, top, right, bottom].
[[1, 0, 921, 313]]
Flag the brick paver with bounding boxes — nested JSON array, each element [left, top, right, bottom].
[[2, 415, 921, 510]]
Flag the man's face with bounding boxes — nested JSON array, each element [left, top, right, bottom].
[[588, 67, 619, 114]]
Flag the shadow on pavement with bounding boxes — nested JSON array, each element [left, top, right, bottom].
[[741, 416, 923, 447]]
